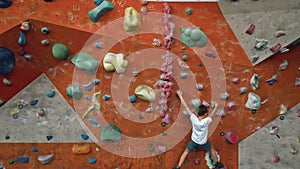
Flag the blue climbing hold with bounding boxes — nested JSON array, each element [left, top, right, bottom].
[[95, 42, 103, 49], [94, 79, 100, 85], [18, 104, 23, 109], [180, 72, 188, 79], [32, 147, 39, 152], [129, 95, 137, 103], [103, 94, 111, 101], [94, 0, 104, 6], [0, 0, 12, 8], [81, 134, 89, 140], [89, 119, 100, 128], [85, 96, 91, 100], [88, 157, 97, 164], [46, 90, 55, 97], [30, 100, 39, 106], [18, 32, 26, 46], [46, 135, 53, 141], [16, 156, 29, 163], [13, 114, 18, 119], [0, 46, 16, 75]]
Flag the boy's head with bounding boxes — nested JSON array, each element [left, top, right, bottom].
[[197, 105, 208, 117]]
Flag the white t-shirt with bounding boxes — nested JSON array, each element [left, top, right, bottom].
[[190, 114, 212, 145]]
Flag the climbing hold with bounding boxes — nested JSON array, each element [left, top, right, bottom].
[[37, 109, 45, 117], [100, 124, 122, 142], [94, 79, 100, 85], [18, 104, 23, 109], [132, 71, 139, 77], [72, 144, 91, 155], [85, 96, 91, 100], [265, 74, 277, 85], [250, 74, 260, 90], [270, 43, 281, 53], [23, 54, 32, 61], [0, 99, 3, 106], [232, 77, 240, 84], [70, 84, 83, 100], [251, 109, 256, 114], [88, 157, 97, 164], [82, 81, 94, 91], [198, 63, 203, 66], [161, 122, 167, 127], [278, 60, 288, 70], [272, 156, 280, 163], [89, 119, 100, 128], [149, 147, 155, 152], [152, 38, 162, 47], [180, 72, 188, 79], [290, 148, 297, 154], [32, 147, 39, 152], [224, 130, 239, 144], [41, 39, 50, 46], [239, 87, 247, 95], [20, 21, 30, 31], [279, 115, 284, 120], [0, 0, 12, 8], [138, 114, 144, 119], [9, 159, 15, 164], [269, 126, 279, 135], [95, 42, 103, 49], [296, 78, 300, 87], [182, 55, 188, 61], [227, 102, 236, 111], [145, 106, 153, 113], [245, 92, 261, 110], [245, 24, 255, 35], [279, 104, 287, 115], [13, 114, 18, 119], [5, 135, 10, 140], [220, 132, 225, 136], [128, 95, 137, 103], [254, 39, 268, 51], [161, 132, 167, 136], [275, 30, 286, 38], [94, 0, 104, 6], [210, 101, 216, 109], [205, 50, 216, 59], [251, 55, 259, 63], [194, 158, 200, 165], [191, 99, 201, 111], [103, 94, 111, 101], [52, 43, 70, 60], [220, 92, 229, 100], [124, 7, 141, 32], [10, 107, 19, 115], [88, 1, 114, 22], [0, 50, 16, 74], [46, 90, 55, 97], [72, 53, 99, 75], [16, 156, 29, 163], [38, 154, 54, 164], [180, 27, 208, 47], [18, 48, 26, 56], [46, 135, 53, 141], [134, 85, 156, 102], [158, 145, 167, 153], [96, 147, 100, 152], [182, 110, 190, 118], [196, 83, 204, 90], [3, 78, 12, 86], [216, 109, 225, 117], [81, 134, 89, 140], [41, 27, 50, 34], [141, 0, 148, 5], [18, 32, 26, 46], [103, 52, 128, 74], [186, 8, 193, 15], [29, 100, 39, 106]]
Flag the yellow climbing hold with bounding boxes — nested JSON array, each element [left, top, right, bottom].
[[10, 108, 19, 115], [124, 7, 140, 32]]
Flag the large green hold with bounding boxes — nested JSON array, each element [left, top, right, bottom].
[[52, 43, 70, 60], [88, 1, 115, 22], [71, 52, 99, 75], [180, 27, 208, 47], [100, 124, 122, 142]]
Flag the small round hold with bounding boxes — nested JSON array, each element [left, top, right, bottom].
[[41, 27, 50, 34], [182, 55, 188, 61], [9, 159, 15, 164], [161, 122, 167, 127], [279, 115, 284, 120], [251, 109, 256, 114], [5, 135, 10, 140], [18, 104, 23, 109], [220, 132, 225, 136], [13, 114, 18, 119], [198, 63, 203, 66], [37, 109, 45, 116], [273, 156, 280, 163], [41, 39, 50, 46]]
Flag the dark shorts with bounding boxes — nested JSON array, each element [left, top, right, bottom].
[[187, 140, 211, 152]]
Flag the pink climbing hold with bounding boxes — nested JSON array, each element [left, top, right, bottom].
[[270, 43, 281, 53], [273, 156, 280, 163], [275, 31, 286, 38], [232, 77, 240, 84], [227, 102, 236, 111], [224, 130, 239, 144], [245, 24, 255, 35], [194, 158, 200, 165]]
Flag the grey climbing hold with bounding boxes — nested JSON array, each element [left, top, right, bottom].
[[41, 39, 50, 46], [220, 92, 229, 100], [3, 78, 12, 86], [82, 81, 94, 91], [232, 77, 240, 84], [191, 99, 201, 111], [145, 106, 153, 113], [158, 145, 167, 153], [216, 109, 225, 117], [265, 74, 277, 85], [37, 154, 54, 164], [95, 42, 103, 49], [18, 32, 26, 46], [279, 60, 288, 71], [41, 27, 50, 34], [0, 46, 16, 74], [23, 54, 32, 60], [245, 92, 261, 110], [196, 83, 204, 90], [100, 124, 122, 142], [205, 50, 216, 58], [296, 78, 300, 87], [182, 110, 190, 119], [239, 87, 247, 95], [132, 71, 139, 77]]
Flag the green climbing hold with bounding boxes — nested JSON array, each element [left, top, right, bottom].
[[180, 27, 208, 47], [254, 39, 268, 51], [149, 147, 155, 152], [180, 72, 187, 79], [186, 8, 193, 15], [100, 124, 122, 142], [52, 43, 70, 60], [182, 55, 188, 61], [66, 84, 83, 100], [9, 159, 15, 164], [71, 53, 99, 75], [88, 1, 115, 22]]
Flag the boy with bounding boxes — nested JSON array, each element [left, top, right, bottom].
[[173, 90, 223, 169]]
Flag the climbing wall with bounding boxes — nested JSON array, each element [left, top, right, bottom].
[[239, 103, 300, 169], [0, 73, 95, 143], [218, 0, 300, 65]]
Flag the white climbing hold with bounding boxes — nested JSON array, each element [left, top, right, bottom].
[[37, 154, 54, 164], [279, 60, 288, 70], [245, 92, 261, 110], [3, 78, 12, 86], [279, 104, 287, 115], [250, 74, 260, 90]]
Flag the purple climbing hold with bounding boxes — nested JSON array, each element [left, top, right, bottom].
[[232, 77, 240, 84], [295, 78, 300, 87], [205, 50, 216, 58], [279, 60, 288, 71], [265, 74, 277, 85], [227, 102, 236, 111], [194, 158, 200, 165]]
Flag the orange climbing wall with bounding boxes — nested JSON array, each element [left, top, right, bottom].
[[0, 1, 300, 169]]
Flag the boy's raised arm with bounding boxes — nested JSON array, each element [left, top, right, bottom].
[[176, 90, 194, 116]]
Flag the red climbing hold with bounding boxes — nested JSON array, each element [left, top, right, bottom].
[[225, 130, 239, 144], [245, 24, 255, 35]]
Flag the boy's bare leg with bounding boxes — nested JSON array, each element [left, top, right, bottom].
[[177, 148, 190, 167], [210, 146, 218, 163]]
